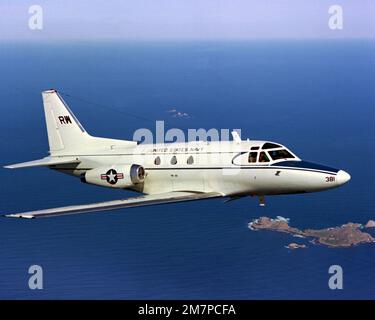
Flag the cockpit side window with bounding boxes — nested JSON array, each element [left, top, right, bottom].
[[262, 142, 281, 149], [248, 152, 258, 163], [268, 149, 294, 161], [259, 151, 270, 163]]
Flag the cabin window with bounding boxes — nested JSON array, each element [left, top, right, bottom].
[[259, 151, 270, 163], [170, 155, 177, 165], [268, 149, 294, 161], [262, 142, 281, 150], [248, 152, 258, 163], [187, 155, 194, 165], [154, 156, 161, 165], [250, 146, 260, 150]]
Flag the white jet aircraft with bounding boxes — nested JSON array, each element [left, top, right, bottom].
[[4, 89, 350, 218]]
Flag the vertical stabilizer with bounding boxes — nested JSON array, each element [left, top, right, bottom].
[[42, 89, 90, 154], [42, 89, 137, 155]]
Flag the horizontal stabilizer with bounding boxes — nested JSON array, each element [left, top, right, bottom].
[[4, 192, 222, 218], [4, 156, 80, 169]]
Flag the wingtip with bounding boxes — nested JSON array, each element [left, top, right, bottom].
[[42, 88, 58, 94], [4, 214, 35, 219]]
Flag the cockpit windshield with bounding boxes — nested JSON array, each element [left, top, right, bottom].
[[262, 142, 281, 149], [268, 149, 294, 161], [247, 142, 296, 164]]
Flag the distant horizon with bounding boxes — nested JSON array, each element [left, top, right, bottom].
[[1, 37, 375, 44], [1, 1, 374, 41]]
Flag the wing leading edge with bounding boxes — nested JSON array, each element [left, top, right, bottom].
[[4, 192, 223, 219]]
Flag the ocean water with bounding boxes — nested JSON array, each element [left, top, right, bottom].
[[0, 40, 374, 299]]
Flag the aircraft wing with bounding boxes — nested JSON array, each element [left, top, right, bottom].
[[4, 156, 80, 169], [4, 191, 223, 219]]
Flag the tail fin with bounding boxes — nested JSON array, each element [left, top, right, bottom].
[[42, 89, 136, 155], [43, 89, 90, 153]]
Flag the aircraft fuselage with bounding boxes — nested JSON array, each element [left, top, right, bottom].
[[52, 140, 350, 197]]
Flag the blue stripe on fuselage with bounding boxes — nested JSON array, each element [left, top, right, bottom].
[[272, 160, 339, 174]]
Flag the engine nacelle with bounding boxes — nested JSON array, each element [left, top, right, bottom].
[[81, 164, 145, 188]]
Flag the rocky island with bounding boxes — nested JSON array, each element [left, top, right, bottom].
[[249, 217, 375, 248], [287, 243, 307, 250]]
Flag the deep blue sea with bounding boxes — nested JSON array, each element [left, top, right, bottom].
[[0, 40, 374, 299]]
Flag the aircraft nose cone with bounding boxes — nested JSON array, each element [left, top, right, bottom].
[[337, 170, 351, 185]]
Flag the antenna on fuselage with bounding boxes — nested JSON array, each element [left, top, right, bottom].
[[231, 130, 242, 143]]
